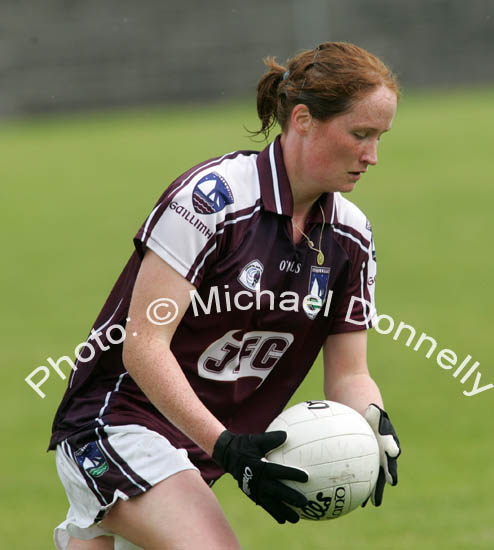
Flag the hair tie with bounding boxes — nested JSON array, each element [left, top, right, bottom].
[[282, 70, 290, 81]]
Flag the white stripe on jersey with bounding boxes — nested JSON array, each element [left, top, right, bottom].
[[333, 192, 372, 244], [189, 204, 262, 285], [70, 298, 124, 388], [269, 142, 283, 215], [142, 203, 162, 244], [332, 227, 369, 253], [96, 371, 128, 425], [359, 262, 370, 329], [367, 238, 377, 318], [223, 204, 261, 228], [188, 242, 216, 286]]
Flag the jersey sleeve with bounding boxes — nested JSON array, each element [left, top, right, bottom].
[[328, 227, 377, 335], [134, 169, 234, 288]]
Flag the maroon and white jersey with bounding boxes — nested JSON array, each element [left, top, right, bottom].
[[49, 135, 376, 482]]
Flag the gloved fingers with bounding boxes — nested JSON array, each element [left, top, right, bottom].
[[261, 478, 308, 508], [364, 404, 382, 432], [371, 467, 386, 507], [251, 430, 287, 455], [365, 404, 401, 468], [384, 453, 398, 486], [386, 436, 401, 459], [260, 495, 301, 524], [263, 460, 309, 483], [365, 405, 400, 446]]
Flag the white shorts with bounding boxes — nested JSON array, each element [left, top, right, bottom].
[[54, 424, 198, 550]]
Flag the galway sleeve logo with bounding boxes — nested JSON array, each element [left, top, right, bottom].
[[192, 172, 234, 214]]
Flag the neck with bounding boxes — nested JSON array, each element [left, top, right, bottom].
[[280, 132, 322, 219], [292, 188, 319, 220]]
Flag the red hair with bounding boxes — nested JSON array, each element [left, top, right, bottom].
[[255, 42, 400, 139]]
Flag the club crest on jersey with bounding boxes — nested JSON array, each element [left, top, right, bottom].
[[304, 266, 331, 320], [192, 172, 234, 214], [74, 442, 109, 478], [238, 259, 263, 291]]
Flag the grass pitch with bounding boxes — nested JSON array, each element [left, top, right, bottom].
[[1, 88, 493, 549]]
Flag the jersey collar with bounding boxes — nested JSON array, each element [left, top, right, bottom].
[[257, 134, 334, 224]]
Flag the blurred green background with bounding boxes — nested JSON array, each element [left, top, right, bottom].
[[2, 87, 493, 549]]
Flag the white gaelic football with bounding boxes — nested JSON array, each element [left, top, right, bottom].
[[265, 400, 379, 521]]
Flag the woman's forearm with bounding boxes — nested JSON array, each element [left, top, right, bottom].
[[123, 336, 225, 456], [324, 372, 384, 416]]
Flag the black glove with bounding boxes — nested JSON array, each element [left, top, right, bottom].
[[362, 404, 401, 507], [213, 430, 308, 524]]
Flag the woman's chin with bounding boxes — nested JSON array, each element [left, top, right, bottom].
[[338, 182, 357, 193]]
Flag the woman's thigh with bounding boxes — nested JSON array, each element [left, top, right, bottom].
[[101, 469, 240, 550]]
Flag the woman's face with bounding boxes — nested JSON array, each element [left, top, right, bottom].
[[295, 85, 398, 194]]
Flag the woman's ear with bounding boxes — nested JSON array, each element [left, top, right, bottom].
[[289, 104, 313, 136]]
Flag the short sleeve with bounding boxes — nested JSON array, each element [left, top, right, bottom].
[[328, 231, 377, 334], [134, 170, 234, 287]]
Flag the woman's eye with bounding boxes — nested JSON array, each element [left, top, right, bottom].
[[353, 132, 367, 139]]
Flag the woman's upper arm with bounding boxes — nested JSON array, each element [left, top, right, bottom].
[[124, 248, 195, 352]]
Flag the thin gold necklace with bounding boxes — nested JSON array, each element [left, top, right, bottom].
[[292, 202, 326, 266]]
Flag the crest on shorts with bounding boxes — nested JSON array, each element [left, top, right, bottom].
[[238, 259, 263, 291], [74, 441, 109, 477], [304, 266, 331, 320], [192, 172, 234, 214]]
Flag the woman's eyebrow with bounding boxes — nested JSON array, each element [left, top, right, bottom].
[[352, 126, 392, 134]]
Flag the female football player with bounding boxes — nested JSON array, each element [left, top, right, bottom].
[[50, 42, 401, 549]]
